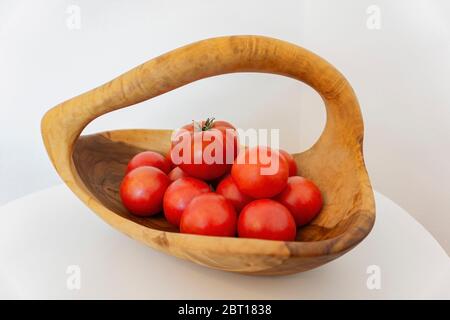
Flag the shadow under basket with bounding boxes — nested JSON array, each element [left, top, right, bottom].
[[42, 35, 375, 275]]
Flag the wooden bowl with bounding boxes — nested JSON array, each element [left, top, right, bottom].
[[41, 36, 375, 275]]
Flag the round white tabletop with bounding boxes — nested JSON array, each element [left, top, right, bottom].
[[0, 185, 448, 299]]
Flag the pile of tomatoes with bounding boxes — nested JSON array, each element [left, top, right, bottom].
[[120, 119, 323, 241]]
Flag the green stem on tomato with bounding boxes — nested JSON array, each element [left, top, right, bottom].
[[202, 117, 215, 131]]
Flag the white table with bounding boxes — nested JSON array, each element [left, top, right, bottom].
[[0, 185, 448, 299]]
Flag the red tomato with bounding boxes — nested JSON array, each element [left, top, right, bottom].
[[278, 149, 298, 177], [275, 176, 323, 226], [168, 167, 189, 182], [238, 199, 296, 241], [163, 177, 210, 227], [231, 146, 289, 198], [126, 151, 171, 174], [216, 174, 253, 212], [120, 166, 170, 216], [180, 193, 237, 237], [170, 118, 238, 180]]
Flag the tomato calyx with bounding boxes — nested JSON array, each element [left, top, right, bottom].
[[201, 117, 215, 131], [192, 117, 216, 132]]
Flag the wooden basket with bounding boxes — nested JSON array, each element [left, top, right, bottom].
[[41, 36, 375, 275]]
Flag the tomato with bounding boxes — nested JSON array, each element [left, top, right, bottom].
[[278, 149, 298, 177], [275, 176, 323, 226], [126, 151, 171, 174], [238, 199, 296, 241], [170, 118, 238, 180], [231, 146, 289, 198], [168, 167, 189, 182], [216, 174, 253, 212], [163, 177, 210, 227], [173, 134, 229, 181], [120, 166, 170, 216], [180, 193, 237, 237]]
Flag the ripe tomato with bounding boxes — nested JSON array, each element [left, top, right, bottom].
[[238, 199, 296, 241], [120, 166, 170, 216], [216, 174, 253, 212], [180, 193, 237, 237], [275, 176, 323, 226], [168, 167, 189, 182], [278, 149, 298, 177], [231, 146, 289, 198], [126, 151, 171, 174], [163, 177, 210, 227], [170, 118, 238, 180]]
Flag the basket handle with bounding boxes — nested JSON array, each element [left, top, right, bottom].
[[41, 35, 363, 177]]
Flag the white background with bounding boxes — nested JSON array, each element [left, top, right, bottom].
[[0, 0, 449, 254]]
